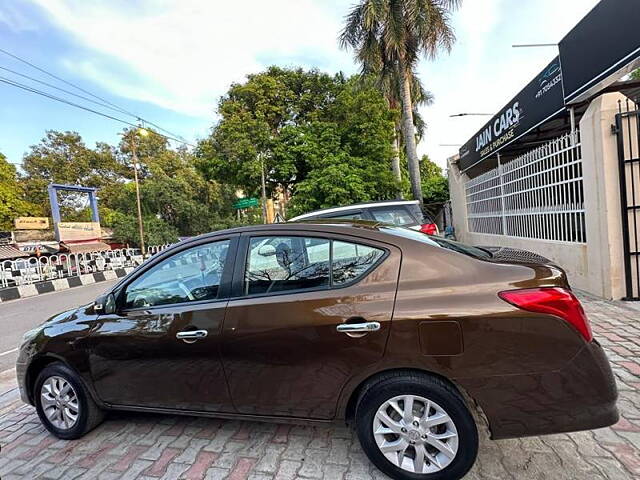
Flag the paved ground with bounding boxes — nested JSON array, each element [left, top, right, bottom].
[[0, 280, 118, 371], [0, 292, 638, 479]]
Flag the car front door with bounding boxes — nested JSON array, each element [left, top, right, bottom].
[[221, 231, 401, 419], [84, 236, 237, 412]]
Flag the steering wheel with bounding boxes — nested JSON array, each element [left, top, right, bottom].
[[177, 281, 195, 301]]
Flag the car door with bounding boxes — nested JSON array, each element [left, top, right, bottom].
[[221, 230, 401, 419], [84, 236, 237, 412]]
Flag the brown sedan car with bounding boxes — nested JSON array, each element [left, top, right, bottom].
[[16, 222, 618, 480]]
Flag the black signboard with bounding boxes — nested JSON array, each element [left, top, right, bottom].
[[560, 0, 640, 104], [459, 57, 565, 172]]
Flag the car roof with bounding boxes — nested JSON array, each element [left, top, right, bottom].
[[288, 200, 420, 221]]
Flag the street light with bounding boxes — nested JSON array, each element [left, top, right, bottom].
[[119, 127, 149, 256], [449, 113, 493, 117], [512, 43, 557, 48]]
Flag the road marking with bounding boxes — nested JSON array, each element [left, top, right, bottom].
[[0, 348, 18, 357]]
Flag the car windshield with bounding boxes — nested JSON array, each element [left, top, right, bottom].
[[380, 226, 492, 259]]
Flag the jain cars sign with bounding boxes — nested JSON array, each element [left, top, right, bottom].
[[459, 57, 565, 172]]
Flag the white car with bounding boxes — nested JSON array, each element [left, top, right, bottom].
[[289, 200, 439, 235]]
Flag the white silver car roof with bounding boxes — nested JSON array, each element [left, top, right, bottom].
[[289, 200, 420, 221]]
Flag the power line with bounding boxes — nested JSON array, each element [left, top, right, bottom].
[[0, 47, 191, 144], [0, 75, 196, 147], [0, 65, 133, 116]]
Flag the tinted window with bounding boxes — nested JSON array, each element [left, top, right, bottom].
[[381, 226, 491, 259], [245, 237, 330, 295], [125, 240, 230, 308], [323, 211, 365, 220], [332, 241, 385, 285], [370, 206, 418, 226]]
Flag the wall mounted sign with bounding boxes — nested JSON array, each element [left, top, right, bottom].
[[14, 217, 50, 230], [58, 222, 102, 242], [560, 0, 640, 104], [459, 57, 565, 172]]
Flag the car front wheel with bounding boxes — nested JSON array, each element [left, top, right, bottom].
[[34, 362, 104, 439], [355, 372, 478, 480]]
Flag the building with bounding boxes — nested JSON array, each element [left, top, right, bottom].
[[448, 0, 640, 300]]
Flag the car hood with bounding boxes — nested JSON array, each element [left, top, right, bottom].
[[42, 304, 90, 326]]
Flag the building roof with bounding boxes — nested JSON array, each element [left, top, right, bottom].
[[0, 245, 30, 260]]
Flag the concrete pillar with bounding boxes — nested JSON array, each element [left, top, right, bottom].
[[447, 155, 470, 242], [580, 92, 626, 299]]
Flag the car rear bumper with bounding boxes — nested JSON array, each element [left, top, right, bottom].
[[462, 339, 618, 440]]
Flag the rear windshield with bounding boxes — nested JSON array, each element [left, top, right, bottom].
[[381, 226, 492, 259], [370, 206, 419, 226]]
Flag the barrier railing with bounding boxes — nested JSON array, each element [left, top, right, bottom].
[[0, 244, 174, 289]]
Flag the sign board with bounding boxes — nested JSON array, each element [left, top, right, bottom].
[[459, 57, 565, 172], [233, 197, 259, 209], [57, 222, 102, 242], [15, 217, 49, 230], [560, 0, 640, 104]]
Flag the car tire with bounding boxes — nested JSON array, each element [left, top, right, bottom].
[[355, 372, 478, 480], [34, 362, 104, 440]]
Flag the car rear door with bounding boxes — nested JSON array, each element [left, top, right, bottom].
[[220, 230, 401, 419]]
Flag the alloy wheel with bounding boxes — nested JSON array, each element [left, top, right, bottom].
[[372, 394, 459, 474], [40, 376, 79, 430]]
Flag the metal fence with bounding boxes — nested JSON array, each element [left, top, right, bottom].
[[615, 98, 640, 300], [465, 131, 585, 243], [0, 244, 173, 289]]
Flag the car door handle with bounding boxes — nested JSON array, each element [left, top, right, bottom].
[[336, 322, 381, 333], [176, 330, 208, 343]]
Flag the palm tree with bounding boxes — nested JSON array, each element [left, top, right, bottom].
[[340, 0, 460, 204], [377, 68, 433, 198]]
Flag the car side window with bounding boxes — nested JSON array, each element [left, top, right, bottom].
[[245, 236, 330, 295], [332, 241, 384, 285], [370, 206, 417, 226], [243, 236, 385, 296], [124, 240, 230, 308]]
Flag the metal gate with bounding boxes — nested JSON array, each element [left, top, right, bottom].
[[615, 99, 640, 300]]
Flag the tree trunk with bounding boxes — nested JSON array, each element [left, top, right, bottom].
[[398, 60, 423, 204], [391, 127, 403, 199]]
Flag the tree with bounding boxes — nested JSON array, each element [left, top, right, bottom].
[[21, 131, 127, 217], [420, 155, 449, 205], [197, 68, 397, 217], [340, 0, 461, 204], [632, 69, 640, 80], [0, 153, 41, 230]]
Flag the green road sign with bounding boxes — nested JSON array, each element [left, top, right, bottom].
[[233, 197, 259, 209]]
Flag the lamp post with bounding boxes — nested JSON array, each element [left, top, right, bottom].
[[120, 128, 149, 256], [449, 113, 493, 118]]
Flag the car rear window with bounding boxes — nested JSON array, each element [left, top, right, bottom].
[[370, 206, 418, 226], [381, 226, 492, 259]]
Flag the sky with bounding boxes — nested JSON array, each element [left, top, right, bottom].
[[0, 0, 601, 170]]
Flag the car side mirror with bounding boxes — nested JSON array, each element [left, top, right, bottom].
[[94, 293, 116, 315]]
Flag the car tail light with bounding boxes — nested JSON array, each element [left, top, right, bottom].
[[419, 223, 438, 235], [498, 287, 593, 342]]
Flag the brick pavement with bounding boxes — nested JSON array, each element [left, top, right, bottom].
[[0, 293, 639, 479]]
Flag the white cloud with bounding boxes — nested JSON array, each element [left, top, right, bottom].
[[29, 0, 354, 118], [0, 1, 39, 32], [27, 0, 605, 168]]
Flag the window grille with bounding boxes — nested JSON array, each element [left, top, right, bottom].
[[465, 131, 585, 243]]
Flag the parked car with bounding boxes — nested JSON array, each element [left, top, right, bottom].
[[16, 222, 617, 480], [289, 200, 439, 235]]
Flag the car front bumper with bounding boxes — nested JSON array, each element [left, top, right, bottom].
[[463, 339, 619, 440]]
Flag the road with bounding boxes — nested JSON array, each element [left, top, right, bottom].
[[0, 280, 117, 372]]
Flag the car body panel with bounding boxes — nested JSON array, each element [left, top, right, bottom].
[[221, 230, 401, 419], [16, 222, 618, 441]]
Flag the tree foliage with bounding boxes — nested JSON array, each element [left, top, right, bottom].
[[197, 67, 398, 217], [0, 153, 42, 230]]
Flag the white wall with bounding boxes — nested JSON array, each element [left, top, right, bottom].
[[448, 92, 627, 299]]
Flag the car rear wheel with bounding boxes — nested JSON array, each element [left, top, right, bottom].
[[355, 373, 478, 480], [34, 362, 104, 439]]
